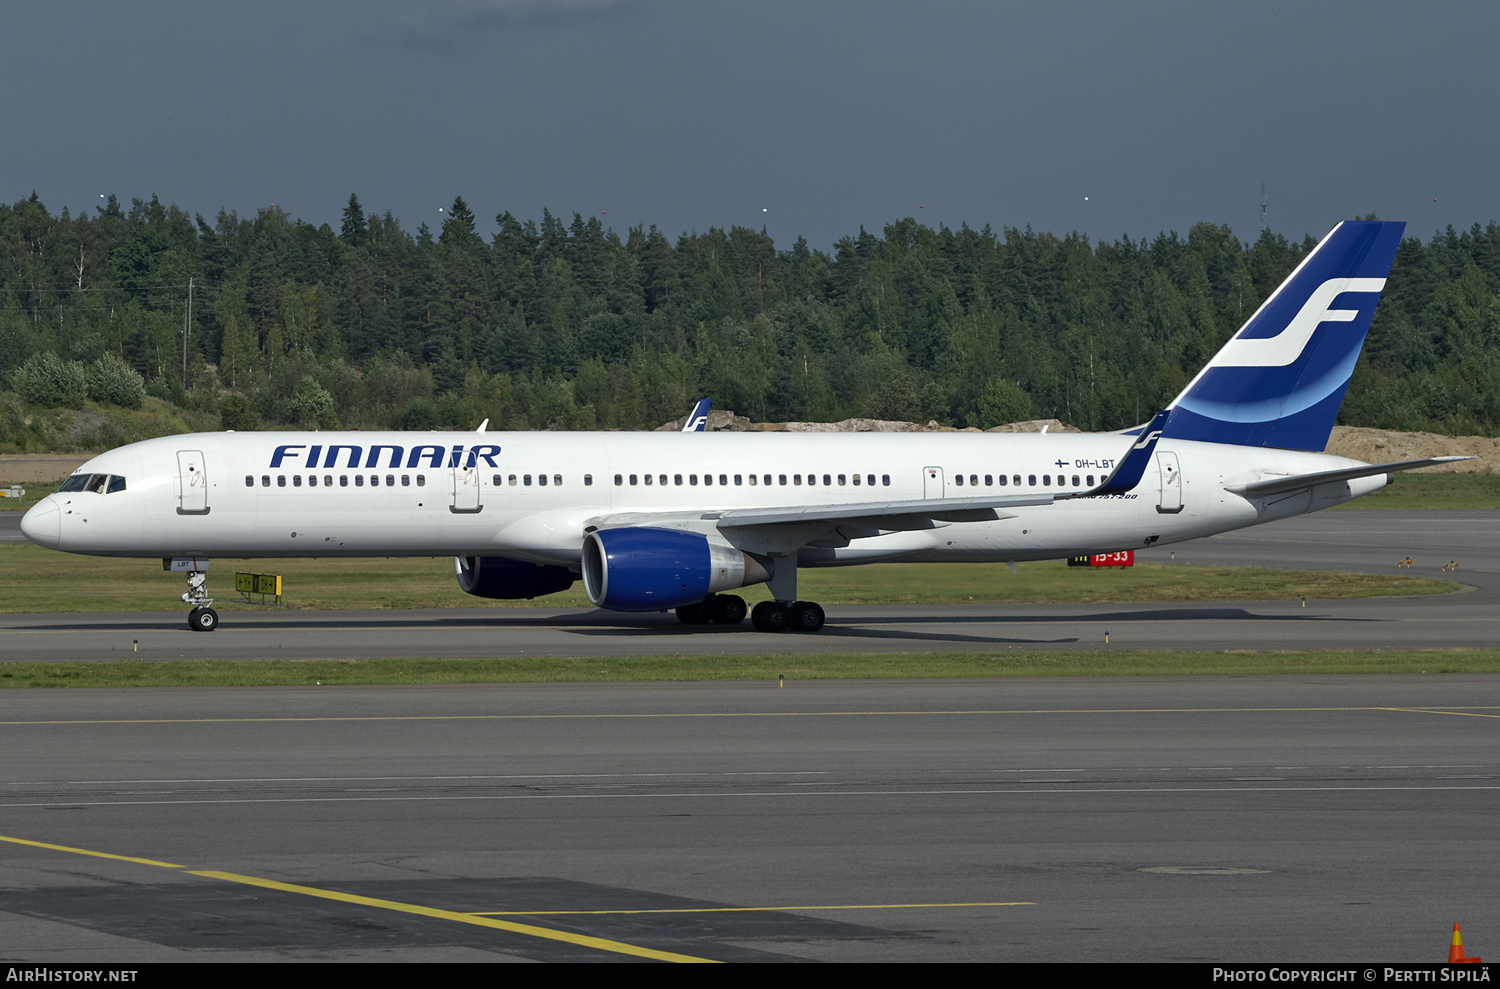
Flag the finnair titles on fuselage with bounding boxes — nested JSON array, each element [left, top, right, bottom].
[[21, 221, 1461, 633]]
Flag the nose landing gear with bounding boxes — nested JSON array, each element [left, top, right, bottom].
[[180, 568, 218, 632]]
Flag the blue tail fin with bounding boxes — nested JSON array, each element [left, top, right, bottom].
[[1162, 220, 1404, 451], [682, 398, 711, 432]]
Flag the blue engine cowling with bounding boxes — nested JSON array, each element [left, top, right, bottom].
[[455, 556, 576, 599], [581, 527, 773, 612]]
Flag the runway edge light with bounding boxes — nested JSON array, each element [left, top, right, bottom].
[[1449, 923, 1481, 963]]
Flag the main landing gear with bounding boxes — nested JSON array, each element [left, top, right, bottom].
[[750, 599, 825, 633], [676, 593, 748, 626], [674, 594, 825, 632], [674, 556, 827, 633], [181, 568, 219, 632]]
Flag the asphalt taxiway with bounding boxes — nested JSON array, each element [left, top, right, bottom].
[[1, 675, 1495, 962]]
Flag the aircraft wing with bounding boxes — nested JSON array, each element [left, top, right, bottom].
[[1225, 456, 1472, 498]]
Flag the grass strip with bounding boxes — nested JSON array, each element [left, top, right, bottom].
[[4, 649, 1500, 689], [0, 544, 1454, 612]]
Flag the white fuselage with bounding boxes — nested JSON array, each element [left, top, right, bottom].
[[22, 429, 1385, 568]]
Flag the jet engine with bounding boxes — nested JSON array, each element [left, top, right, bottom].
[[455, 556, 576, 599], [581, 527, 773, 611]]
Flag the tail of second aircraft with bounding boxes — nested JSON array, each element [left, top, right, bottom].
[[1162, 220, 1404, 452]]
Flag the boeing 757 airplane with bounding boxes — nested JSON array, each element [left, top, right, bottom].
[[20, 220, 1462, 633]]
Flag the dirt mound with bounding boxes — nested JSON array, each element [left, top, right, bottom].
[[1325, 426, 1497, 473]]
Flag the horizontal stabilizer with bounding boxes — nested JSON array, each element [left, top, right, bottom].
[[1226, 456, 1472, 498]]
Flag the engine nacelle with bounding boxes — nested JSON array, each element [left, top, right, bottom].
[[455, 556, 576, 600], [581, 527, 773, 611]]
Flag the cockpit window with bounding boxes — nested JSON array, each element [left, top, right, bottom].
[[57, 475, 88, 492], [107, 475, 126, 494], [84, 474, 108, 493]]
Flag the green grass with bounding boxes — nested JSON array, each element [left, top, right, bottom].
[[0, 544, 1453, 614], [1333, 471, 1500, 509], [3, 649, 1499, 689]]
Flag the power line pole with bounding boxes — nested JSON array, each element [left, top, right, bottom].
[[181, 277, 194, 388]]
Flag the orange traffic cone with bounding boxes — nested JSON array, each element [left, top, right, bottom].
[[1449, 923, 1481, 963]]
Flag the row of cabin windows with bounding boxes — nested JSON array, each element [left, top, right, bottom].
[[249, 474, 428, 488], [952, 473, 1097, 488], [491, 474, 590, 487], [245, 470, 1098, 492], [612, 473, 893, 487]]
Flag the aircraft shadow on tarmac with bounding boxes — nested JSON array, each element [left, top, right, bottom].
[[10, 605, 1380, 638]]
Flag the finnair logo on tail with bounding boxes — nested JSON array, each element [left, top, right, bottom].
[[1212, 277, 1386, 368], [1132, 428, 1163, 450]]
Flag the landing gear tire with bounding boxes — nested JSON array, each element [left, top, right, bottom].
[[789, 601, 825, 633], [676, 601, 713, 625], [188, 607, 219, 632], [710, 594, 747, 625], [751, 600, 790, 633]]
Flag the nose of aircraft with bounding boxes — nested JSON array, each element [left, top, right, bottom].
[[20, 497, 60, 550]]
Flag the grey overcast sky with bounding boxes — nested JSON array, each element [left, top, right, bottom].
[[3, 0, 1494, 250]]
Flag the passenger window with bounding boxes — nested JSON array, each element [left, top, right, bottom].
[[417, 475, 426, 487], [955, 475, 964, 487], [584, 475, 593, 486], [720, 474, 728, 486], [278, 476, 287, 487], [1072, 475, 1080, 487], [852, 474, 861, 485], [387, 475, 395, 486], [804, 474, 812, 485], [493, 475, 502, 487], [553, 474, 561, 486], [262, 475, 271, 487], [1042, 475, 1051, 486], [1013, 475, 1021, 486], [245, 475, 254, 487], [822, 474, 831, 486], [838, 474, 846, 485], [998, 474, 1007, 486], [340, 476, 348, 487], [370, 475, 379, 487], [766, 475, 775, 485], [508, 475, 517, 486], [970, 475, 978, 486], [882, 475, 890, 486], [735, 474, 743, 485], [659, 475, 667, 486], [355, 476, 363, 487], [538, 474, 547, 486], [630, 474, 638, 485], [326, 475, 334, 487], [524, 475, 532, 486], [985, 475, 993, 486], [794, 475, 802, 485], [1087, 475, 1095, 486], [614, 474, 623, 485], [675, 475, 683, 485], [644, 474, 653, 485], [748, 474, 757, 485], [309, 476, 318, 487], [293, 475, 303, 487], [1027, 475, 1035, 486]]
